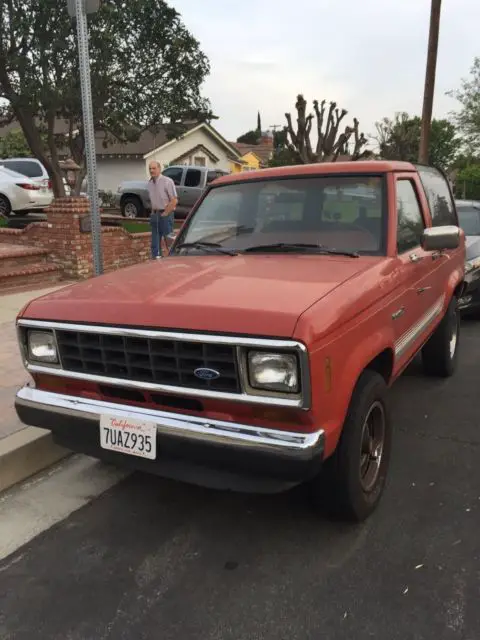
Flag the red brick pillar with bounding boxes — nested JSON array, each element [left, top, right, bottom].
[[46, 197, 95, 280]]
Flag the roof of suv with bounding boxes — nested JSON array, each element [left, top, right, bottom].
[[214, 160, 417, 186]]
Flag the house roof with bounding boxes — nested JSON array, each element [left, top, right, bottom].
[[144, 122, 243, 161], [169, 143, 220, 165], [231, 142, 273, 164], [0, 119, 200, 158]]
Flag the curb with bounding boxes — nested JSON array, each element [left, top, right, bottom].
[[0, 427, 70, 493]]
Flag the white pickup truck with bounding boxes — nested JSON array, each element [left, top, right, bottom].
[[115, 165, 228, 220]]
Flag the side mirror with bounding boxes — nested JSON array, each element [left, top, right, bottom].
[[421, 225, 460, 251]]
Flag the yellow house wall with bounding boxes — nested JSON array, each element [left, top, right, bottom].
[[241, 152, 261, 170]]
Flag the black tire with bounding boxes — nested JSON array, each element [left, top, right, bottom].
[[0, 194, 12, 217], [121, 195, 144, 219], [309, 370, 392, 522], [421, 296, 459, 377]]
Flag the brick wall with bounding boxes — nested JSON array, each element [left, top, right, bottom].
[[0, 197, 151, 279]]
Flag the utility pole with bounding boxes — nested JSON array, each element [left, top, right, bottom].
[[67, 0, 103, 276], [418, 0, 442, 164]]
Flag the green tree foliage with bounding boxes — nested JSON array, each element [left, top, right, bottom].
[[455, 164, 480, 200], [0, 0, 212, 195], [268, 128, 300, 167], [0, 129, 32, 157], [237, 130, 260, 145], [375, 112, 459, 170], [448, 57, 480, 152]]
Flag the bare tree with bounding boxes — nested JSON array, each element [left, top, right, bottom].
[[283, 94, 370, 163]]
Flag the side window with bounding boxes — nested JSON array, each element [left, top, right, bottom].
[[162, 167, 183, 185], [416, 165, 457, 227], [396, 180, 425, 253], [184, 168, 202, 188]]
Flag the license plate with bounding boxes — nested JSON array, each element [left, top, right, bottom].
[[100, 415, 157, 460]]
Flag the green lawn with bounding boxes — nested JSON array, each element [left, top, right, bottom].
[[121, 221, 150, 233]]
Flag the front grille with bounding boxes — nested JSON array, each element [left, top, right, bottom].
[[55, 329, 240, 393]]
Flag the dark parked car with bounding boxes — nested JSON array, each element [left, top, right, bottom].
[[456, 199, 480, 314]]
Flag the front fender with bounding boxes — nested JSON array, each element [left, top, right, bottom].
[[447, 265, 465, 300], [315, 326, 394, 457]]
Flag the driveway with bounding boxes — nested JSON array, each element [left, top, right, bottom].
[[0, 320, 479, 640]]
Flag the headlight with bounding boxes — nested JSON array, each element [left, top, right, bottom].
[[247, 351, 299, 393], [466, 256, 480, 273], [28, 330, 58, 363]]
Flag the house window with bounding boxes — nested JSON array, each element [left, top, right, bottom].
[[194, 156, 206, 167]]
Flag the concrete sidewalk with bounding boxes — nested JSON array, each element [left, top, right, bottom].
[[0, 284, 72, 492]]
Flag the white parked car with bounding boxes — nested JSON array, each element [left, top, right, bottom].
[[0, 166, 54, 217], [0, 157, 51, 190]]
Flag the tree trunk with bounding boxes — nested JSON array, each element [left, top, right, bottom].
[[72, 167, 87, 195]]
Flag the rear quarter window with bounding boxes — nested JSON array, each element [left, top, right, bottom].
[[416, 165, 457, 227]]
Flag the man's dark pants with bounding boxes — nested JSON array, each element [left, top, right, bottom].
[[150, 210, 173, 258]]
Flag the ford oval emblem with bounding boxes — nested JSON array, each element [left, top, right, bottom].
[[194, 367, 221, 380]]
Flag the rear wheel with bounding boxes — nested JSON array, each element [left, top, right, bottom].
[[422, 296, 459, 377], [309, 370, 392, 522], [121, 195, 144, 219], [0, 194, 12, 217]]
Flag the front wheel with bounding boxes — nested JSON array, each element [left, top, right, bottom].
[[121, 195, 144, 219], [309, 370, 392, 522], [422, 296, 459, 377], [0, 194, 12, 217]]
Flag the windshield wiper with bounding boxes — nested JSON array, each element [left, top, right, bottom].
[[243, 243, 359, 258], [174, 241, 238, 256]]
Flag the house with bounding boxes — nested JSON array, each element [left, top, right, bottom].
[[144, 122, 244, 174], [92, 129, 166, 192], [0, 120, 245, 194], [229, 133, 274, 173]]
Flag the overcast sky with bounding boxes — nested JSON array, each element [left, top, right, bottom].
[[170, 0, 478, 144]]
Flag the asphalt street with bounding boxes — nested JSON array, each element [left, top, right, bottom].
[[0, 320, 479, 640]]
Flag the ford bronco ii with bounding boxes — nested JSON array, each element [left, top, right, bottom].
[[15, 161, 465, 521]]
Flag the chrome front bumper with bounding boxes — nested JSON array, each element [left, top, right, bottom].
[[15, 386, 325, 490]]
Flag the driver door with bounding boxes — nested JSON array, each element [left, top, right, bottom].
[[392, 176, 439, 369]]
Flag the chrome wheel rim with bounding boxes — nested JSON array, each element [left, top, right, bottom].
[[449, 309, 458, 359], [359, 401, 385, 492], [124, 202, 138, 218]]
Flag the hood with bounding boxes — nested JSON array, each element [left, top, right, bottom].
[[22, 254, 375, 337], [465, 235, 480, 260]]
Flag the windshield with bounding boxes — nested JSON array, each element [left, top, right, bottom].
[[173, 175, 386, 256], [457, 206, 480, 236]]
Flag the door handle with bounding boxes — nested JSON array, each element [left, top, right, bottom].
[[409, 253, 422, 263], [417, 286, 431, 294]]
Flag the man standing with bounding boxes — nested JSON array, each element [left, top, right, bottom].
[[147, 161, 178, 259]]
